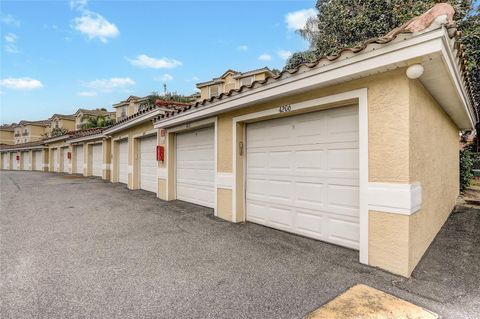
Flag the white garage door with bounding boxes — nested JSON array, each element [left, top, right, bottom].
[[74, 145, 84, 175], [246, 106, 360, 250], [52, 149, 58, 172], [2, 153, 8, 169], [22, 151, 30, 170], [139, 135, 157, 193], [62, 148, 69, 173], [91, 144, 102, 177], [176, 127, 214, 208], [117, 140, 128, 184], [33, 151, 42, 171]]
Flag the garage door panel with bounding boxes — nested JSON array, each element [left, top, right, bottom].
[[176, 127, 214, 208], [91, 144, 102, 177], [246, 106, 359, 249], [74, 146, 84, 174], [139, 136, 157, 193], [118, 140, 128, 184]]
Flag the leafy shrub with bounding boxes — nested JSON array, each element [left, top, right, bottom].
[[460, 149, 474, 191]]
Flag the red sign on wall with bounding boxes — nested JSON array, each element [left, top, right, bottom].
[[156, 145, 164, 162], [16, 155, 20, 161], [67, 152, 71, 159]]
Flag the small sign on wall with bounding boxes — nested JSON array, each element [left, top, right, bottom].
[[159, 128, 166, 144]]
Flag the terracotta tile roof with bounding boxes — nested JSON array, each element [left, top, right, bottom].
[[50, 113, 76, 120], [0, 140, 46, 151], [196, 67, 273, 87], [154, 3, 475, 124], [108, 100, 191, 129], [18, 119, 51, 127], [76, 108, 113, 116], [0, 124, 16, 131], [67, 127, 107, 140]]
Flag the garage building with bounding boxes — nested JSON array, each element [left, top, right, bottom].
[[152, 6, 476, 278]]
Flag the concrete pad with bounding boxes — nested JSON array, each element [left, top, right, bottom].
[[305, 284, 437, 319]]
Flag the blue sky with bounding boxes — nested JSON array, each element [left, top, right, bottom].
[[0, 0, 316, 123]]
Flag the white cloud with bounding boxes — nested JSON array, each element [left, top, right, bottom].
[[70, 0, 88, 10], [237, 45, 248, 51], [258, 53, 272, 61], [84, 77, 135, 92], [1, 14, 20, 27], [5, 33, 17, 43], [154, 74, 173, 82], [77, 91, 97, 97], [4, 33, 19, 53], [277, 49, 292, 60], [285, 8, 316, 30], [73, 12, 119, 43], [128, 54, 182, 69], [0, 77, 43, 90]]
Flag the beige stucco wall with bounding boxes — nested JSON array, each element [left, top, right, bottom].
[[407, 80, 459, 273], [0, 130, 14, 145], [183, 68, 458, 277]]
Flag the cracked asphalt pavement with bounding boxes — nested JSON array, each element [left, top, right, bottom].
[[1, 171, 479, 318]]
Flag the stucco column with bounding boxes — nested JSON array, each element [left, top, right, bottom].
[[157, 128, 167, 200], [102, 138, 111, 180]]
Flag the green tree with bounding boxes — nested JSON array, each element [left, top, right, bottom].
[[147, 91, 191, 106], [50, 127, 69, 137], [81, 115, 114, 129], [285, 0, 478, 111]]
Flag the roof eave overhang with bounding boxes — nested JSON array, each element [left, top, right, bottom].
[[67, 133, 104, 144], [44, 135, 71, 144], [103, 109, 161, 136], [154, 28, 474, 130], [1, 145, 47, 152]]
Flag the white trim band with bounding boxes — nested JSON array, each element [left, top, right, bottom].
[[216, 172, 233, 189], [157, 167, 167, 179], [368, 182, 422, 215]]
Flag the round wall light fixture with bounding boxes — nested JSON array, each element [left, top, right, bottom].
[[406, 64, 424, 79]]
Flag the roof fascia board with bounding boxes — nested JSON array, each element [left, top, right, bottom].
[[155, 29, 445, 128], [67, 133, 104, 144], [103, 109, 160, 135], [44, 135, 70, 144], [1, 145, 46, 152], [439, 29, 475, 127]]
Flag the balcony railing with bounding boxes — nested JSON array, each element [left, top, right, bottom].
[[14, 133, 20, 137], [22, 132, 28, 136]]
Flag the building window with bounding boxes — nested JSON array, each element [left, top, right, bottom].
[[55, 121, 59, 128], [240, 76, 254, 87], [121, 106, 127, 117], [209, 85, 220, 98], [24, 138, 27, 143]]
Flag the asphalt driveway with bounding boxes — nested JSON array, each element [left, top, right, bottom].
[[1, 171, 479, 319]]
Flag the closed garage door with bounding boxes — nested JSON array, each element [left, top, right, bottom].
[[74, 145, 84, 174], [91, 144, 102, 177], [33, 151, 42, 171], [2, 153, 8, 169], [176, 127, 214, 208], [62, 148, 69, 173], [246, 106, 360, 249], [22, 151, 30, 170], [52, 149, 59, 172], [139, 135, 157, 193], [13, 153, 20, 170], [117, 140, 128, 184]]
